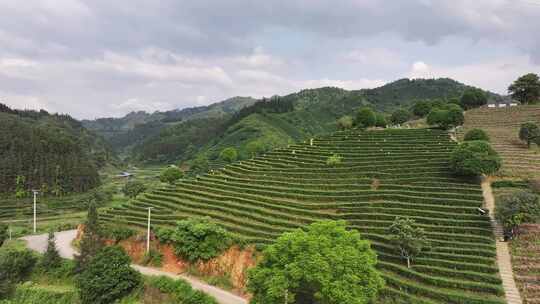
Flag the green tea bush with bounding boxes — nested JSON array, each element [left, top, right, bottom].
[[147, 276, 218, 304], [464, 129, 490, 142], [326, 153, 343, 166], [155, 217, 233, 262], [76, 246, 141, 304]]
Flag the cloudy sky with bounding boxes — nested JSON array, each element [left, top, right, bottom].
[[1, 0, 539, 119]]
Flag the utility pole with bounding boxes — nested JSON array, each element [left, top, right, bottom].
[[146, 207, 153, 253], [32, 190, 39, 234]]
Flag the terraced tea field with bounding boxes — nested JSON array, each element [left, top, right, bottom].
[[102, 128, 505, 304], [462, 105, 540, 178]]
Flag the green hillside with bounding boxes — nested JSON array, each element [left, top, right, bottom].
[[196, 78, 502, 161], [0, 104, 112, 195], [102, 128, 504, 304]]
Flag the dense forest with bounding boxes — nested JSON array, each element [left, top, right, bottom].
[[0, 104, 111, 195]]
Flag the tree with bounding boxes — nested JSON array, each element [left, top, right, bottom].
[[122, 180, 146, 199], [246, 140, 267, 157], [159, 166, 183, 185], [426, 105, 464, 130], [40, 231, 62, 270], [412, 100, 432, 117], [247, 220, 384, 304], [495, 191, 540, 239], [464, 129, 490, 142], [0, 224, 7, 247], [76, 246, 142, 304], [354, 107, 376, 128], [0, 247, 37, 298], [508, 73, 540, 104], [388, 217, 430, 268], [450, 141, 502, 176], [220, 147, 238, 163], [519, 122, 540, 148], [155, 217, 233, 262], [74, 202, 103, 273], [337, 115, 354, 130], [190, 155, 210, 175], [375, 113, 387, 128], [460, 88, 487, 110], [390, 109, 411, 125]]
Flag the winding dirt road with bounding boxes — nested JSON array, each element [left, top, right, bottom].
[[21, 230, 247, 304]]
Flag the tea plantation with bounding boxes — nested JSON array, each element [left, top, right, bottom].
[[101, 128, 505, 304], [462, 105, 540, 178]]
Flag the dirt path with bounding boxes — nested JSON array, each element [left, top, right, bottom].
[[481, 177, 523, 304], [21, 230, 247, 304]]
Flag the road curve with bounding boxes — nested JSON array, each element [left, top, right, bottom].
[[21, 230, 247, 304]]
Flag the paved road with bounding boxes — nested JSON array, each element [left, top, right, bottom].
[[21, 230, 78, 259], [21, 230, 247, 304]]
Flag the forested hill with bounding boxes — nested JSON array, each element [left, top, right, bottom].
[[81, 96, 257, 153], [128, 77, 501, 164], [0, 104, 112, 195], [196, 79, 476, 161]]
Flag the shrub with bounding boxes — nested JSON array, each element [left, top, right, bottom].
[[122, 180, 146, 199], [390, 109, 411, 125], [245, 140, 268, 157], [326, 154, 343, 166], [337, 115, 354, 130], [460, 88, 487, 110], [375, 113, 387, 128], [147, 276, 218, 304], [219, 147, 238, 163], [355, 107, 376, 128], [248, 220, 384, 304], [464, 129, 490, 142], [160, 166, 183, 185], [76, 246, 141, 304], [388, 217, 430, 268], [155, 217, 233, 262], [528, 178, 540, 194], [142, 249, 163, 267], [101, 225, 136, 244], [0, 224, 7, 247], [450, 141, 501, 176], [519, 122, 540, 148], [495, 191, 540, 238], [0, 247, 37, 298]]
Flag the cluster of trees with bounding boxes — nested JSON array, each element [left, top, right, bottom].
[[426, 103, 464, 130], [226, 97, 295, 130], [496, 191, 540, 240], [508, 73, 540, 104], [338, 107, 388, 130], [0, 105, 103, 195], [450, 130, 502, 176]]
